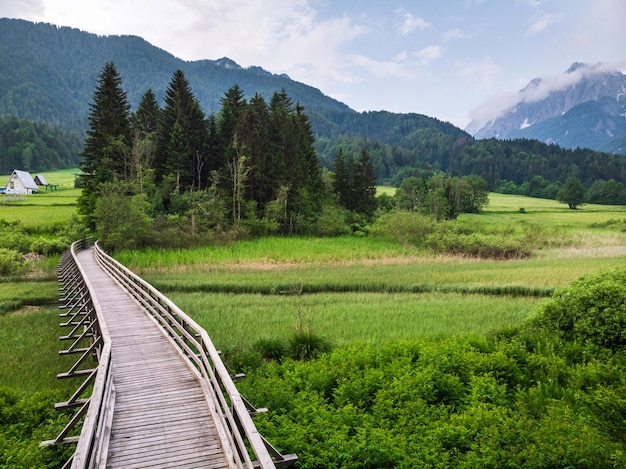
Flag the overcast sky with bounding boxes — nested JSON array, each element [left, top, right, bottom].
[[2, 0, 625, 129]]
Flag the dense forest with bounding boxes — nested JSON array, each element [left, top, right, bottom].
[[0, 116, 82, 174]]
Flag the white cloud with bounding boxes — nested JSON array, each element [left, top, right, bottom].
[[457, 56, 501, 91], [395, 9, 430, 35], [526, 11, 561, 34], [444, 28, 466, 41], [416, 45, 443, 62]]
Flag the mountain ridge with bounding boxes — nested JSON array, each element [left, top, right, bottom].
[[469, 62, 626, 153]]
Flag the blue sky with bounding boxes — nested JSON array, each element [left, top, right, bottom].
[[2, 0, 625, 130]]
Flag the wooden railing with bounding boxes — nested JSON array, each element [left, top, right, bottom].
[[93, 242, 296, 468], [41, 238, 116, 469]]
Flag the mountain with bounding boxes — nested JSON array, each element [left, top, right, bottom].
[[469, 63, 626, 154], [0, 18, 470, 179], [3, 18, 626, 192]]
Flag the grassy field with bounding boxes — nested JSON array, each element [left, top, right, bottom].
[[115, 193, 626, 353], [2, 183, 626, 392], [0, 168, 80, 227]]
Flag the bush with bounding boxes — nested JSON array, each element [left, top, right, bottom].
[[0, 248, 24, 276], [529, 268, 626, 350], [370, 211, 436, 245], [288, 331, 333, 360], [253, 337, 288, 362], [427, 230, 531, 259], [30, 237, 68, 256]]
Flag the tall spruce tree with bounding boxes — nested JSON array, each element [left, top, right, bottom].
[[155, 70, 208, 192], [78, 61, 131, 228], [353, 149, 377, 217], [333, 147, 351, 208], [240, 93, 271, 208]]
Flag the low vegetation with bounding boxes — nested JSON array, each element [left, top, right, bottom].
[[2, 170, 626, 467]]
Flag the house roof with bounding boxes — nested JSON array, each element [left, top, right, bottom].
[[34, 174, 48, 185], [9, 170, 38, 190]]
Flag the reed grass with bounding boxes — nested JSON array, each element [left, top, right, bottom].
[[169, 291, 540, 351], [0, 306, 75, 394]]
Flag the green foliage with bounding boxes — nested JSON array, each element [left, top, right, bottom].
[[529, 268, 626, 350], [370, 211, 530, 259], [0, 388, 74, 468], [241, 334, 626, 468], [0, 116, 81, 174], [253, 337, 288, 362], [94, 182, 155, 251], [0, 248, 24, 276], [288, 331, 333, 361], [557, 176, 587, 209]]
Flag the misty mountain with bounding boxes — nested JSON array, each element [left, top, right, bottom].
[[470, 63, 626, 154]]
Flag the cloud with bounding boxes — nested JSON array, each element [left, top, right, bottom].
[[395, 9, 430, 35], [416, 45, 443, 62], [457, 56, 501, 91], [444, 28, 466, 41], [525, 11, 561, 34], [0, 0, 43, 18]]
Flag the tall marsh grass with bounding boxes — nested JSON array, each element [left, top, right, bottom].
[[169, 291, 540, 352], [0, 306, 75, 394]]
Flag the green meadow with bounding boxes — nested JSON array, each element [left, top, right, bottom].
[[2, 180, 626, 389], [2, 175, 626, 467], [115, 192, 626, 354], [0, 168, 80, 228]]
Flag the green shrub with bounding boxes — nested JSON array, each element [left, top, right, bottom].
[[529, 268, 626, 350], [288, 331, 333, 360], [30, 237, 68, 256], [0, 248, 24, 276], [253, 337, 288, 362], [427, 230, 531, 259], [370, 211, 436, 245]]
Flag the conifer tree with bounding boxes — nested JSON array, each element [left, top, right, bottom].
[[78, 61, 131, 228], [333, 148, 350, 208], [155, 70, 207, 192], [353, 149, 377, 217], [133, 89, 160, 138]]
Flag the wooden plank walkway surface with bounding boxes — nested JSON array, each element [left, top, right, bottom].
[[76, 247, 233, 468]]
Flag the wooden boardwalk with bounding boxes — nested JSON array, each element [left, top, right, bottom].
[[75, 247, 233, 468]]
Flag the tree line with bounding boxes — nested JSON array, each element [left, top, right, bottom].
[[78, 62, 491, 250], [78, 63, 366, 248]]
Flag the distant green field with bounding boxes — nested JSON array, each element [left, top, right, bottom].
[[376, 185, 397, 196], [0, 168, 80, 226]]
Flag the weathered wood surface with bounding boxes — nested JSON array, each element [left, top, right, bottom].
[[75, 248, 233, 469]]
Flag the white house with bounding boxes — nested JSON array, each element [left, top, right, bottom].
[[5, 170, 38, 195]]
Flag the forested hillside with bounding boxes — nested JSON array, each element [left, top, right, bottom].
[[0, 116, 81, 173]]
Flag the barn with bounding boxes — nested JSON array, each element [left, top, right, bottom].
[[4, 170, 38, 195]]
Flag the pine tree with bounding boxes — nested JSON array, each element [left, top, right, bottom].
[[333, 148, 350, 208], [78, 62, 131, 228], [240, 93, 271, 208], [133, 89, 160, 138], [353, 149, 377, 217], [155, 70, 207, 192]]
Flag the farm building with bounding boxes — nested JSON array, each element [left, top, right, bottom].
[[4, 169, 38, 195], [34, 174, 48, 187]]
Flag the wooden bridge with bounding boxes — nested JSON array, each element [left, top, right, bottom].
[[42, 239, 296, 468]]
